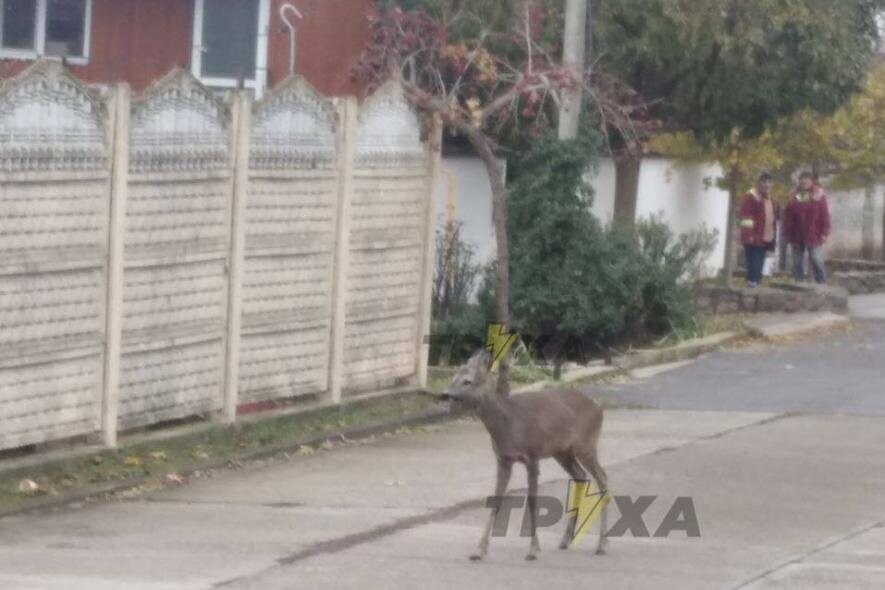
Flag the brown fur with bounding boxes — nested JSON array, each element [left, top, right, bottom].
[[442, 350, 608, 561]]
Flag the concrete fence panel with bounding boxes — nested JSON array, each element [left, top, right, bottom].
[[240, 76, 340, 404], [0, 61, 439, 453], [0, 62, 110, 449], [118, 70, 233, 430], [343, 82, 431, 394]]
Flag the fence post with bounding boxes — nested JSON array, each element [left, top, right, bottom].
[[102, 83, 130, 448], [221, 90, 252, 424], [327, 96, 358, 404], [415, 116, 443, 388]]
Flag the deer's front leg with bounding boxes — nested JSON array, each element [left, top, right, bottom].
[[525, 459, 541, 560], [471, 458, 513, 561]]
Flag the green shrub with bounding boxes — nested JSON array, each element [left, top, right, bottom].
[[506, 137, 718, 363], [430, 136, 719, 368], [507, 137, 630, 363], [429, 221, 488, 365], [630, 216, 718, 337]]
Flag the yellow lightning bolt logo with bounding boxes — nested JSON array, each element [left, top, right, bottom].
[[485, 324, 518, 372], [566, 480, 611, 548]]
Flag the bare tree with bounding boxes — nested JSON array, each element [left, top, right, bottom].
[[558, 0, 588, 140], [355, 2, 650, 394]]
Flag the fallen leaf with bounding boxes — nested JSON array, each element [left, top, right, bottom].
[[18, 479, 40, 495], [165, 473, 187, 485], [149, 451, 167, 461], [124, 456, 142, 468]]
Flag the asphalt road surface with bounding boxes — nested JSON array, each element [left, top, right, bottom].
[[1, 295, 884, 589]]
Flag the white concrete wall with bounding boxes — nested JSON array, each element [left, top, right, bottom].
[[826, 183, 885, 260], [436, 156, 498, 265], [589, 157, 730, 275], [584, 158, 617, 224], [439, 155, 730, 274]]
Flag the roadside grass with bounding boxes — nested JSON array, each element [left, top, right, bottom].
[[0, 392, 439, 511], [653, 313, 746, 348]]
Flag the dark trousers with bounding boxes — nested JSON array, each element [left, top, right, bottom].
[[744, 245, 766, 284]]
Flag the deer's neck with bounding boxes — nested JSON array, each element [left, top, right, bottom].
[[476, 394, 516, 453]]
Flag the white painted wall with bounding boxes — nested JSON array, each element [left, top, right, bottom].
[[826, 183, 885, 260], [436, 155, 498, 265], [436, 153, 885, 289], [588, 157, 730, 275], [439, 155, 731, 274]]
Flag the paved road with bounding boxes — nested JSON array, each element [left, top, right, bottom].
[[1, 295, 884, 589], [589, 318, 885, 415]]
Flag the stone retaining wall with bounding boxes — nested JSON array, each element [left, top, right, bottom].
[[828, 258, 885, 272], [695, 283, 848, 315], [831, 271, 885, 295], [826, 259, 885, 295]]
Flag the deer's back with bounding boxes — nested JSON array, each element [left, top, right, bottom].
[[506, 389, 603, 457]]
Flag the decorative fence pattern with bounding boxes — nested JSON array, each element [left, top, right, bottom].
[[119, 71, 233, 430], [0, 62, 109, 450], [240, 77, 339, 404], [0, 61, 440, 452], [344, 83, 433, 393]]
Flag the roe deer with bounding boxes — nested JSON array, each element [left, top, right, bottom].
[[440, 349, 608, 561]]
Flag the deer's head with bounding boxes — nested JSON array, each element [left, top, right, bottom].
[[439, 349, 494, 406]]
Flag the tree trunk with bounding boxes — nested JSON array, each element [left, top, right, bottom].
[[722, 167, 739, 287], [558, 0, 588, 140], [463, 129, 511, 397], [862, 183, 875, 260], [613, 155, 641, 229], [400, 85, 513, 395]]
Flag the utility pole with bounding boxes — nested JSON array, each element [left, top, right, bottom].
[[558, 0, 589, 140]]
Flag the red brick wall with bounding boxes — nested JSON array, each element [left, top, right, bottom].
[[1, 0, 371, 96], [267, 0, 371, 96], [0, 0, 192, 91]]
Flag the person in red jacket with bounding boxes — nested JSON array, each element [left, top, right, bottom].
[[782, 171, 830, 283], [739, 171, 779, 287]]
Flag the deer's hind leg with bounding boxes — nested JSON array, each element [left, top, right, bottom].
[[554, 452, 586, 549], [578, 448, 609, 555]]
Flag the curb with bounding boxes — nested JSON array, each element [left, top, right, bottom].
[[0, 403, 460, 520], [741, 312, 851, 340], [514, 331, 742, 393]]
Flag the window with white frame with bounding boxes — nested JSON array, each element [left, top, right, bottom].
[[192, 0, 270, 97], [0, 0, 91, 63]]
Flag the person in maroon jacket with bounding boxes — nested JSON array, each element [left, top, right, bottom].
[[739, 171, 779, 287], [782, 171, 831, 283]]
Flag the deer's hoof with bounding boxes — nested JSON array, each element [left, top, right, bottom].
[[595, 547, 607, 556], [525, 553, 538, 561], [558, 541, 570, 550], [469, 554, 484, 561]]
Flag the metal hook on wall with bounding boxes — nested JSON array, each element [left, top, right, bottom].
[[280, 3, 304, 76]]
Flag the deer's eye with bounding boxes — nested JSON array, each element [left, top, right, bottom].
[[462, 379, 472, 386]]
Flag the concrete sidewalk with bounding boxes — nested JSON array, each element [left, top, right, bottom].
[[1, 409, 884, 589]]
